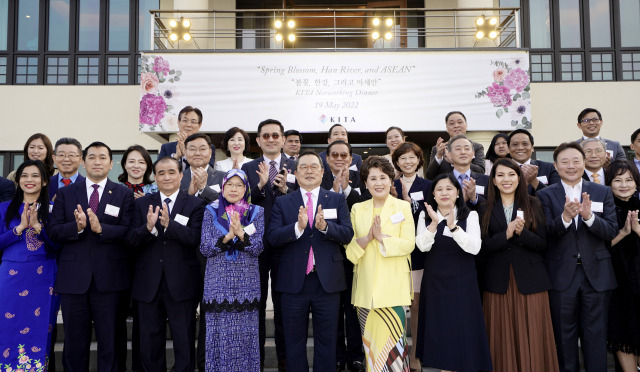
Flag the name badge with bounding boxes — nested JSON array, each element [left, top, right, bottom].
[[516, 210, 524, 220], [537, 175, 549, 185], [349, 164, 358, 171], [606, 150, 614, 158], [49, 204, 53, 213], [390, 212, 405, 224], [210, 184, 221, 193], [591, 201, 604, 213], [175, 214, 190, 226], [353, 187, 361, 195], [323, 208, 338, 219], [287, 173, 296, 183], [410, 191, 424, 201], [244, 223, 256, 236], [105, 204, 120, 217], [475, 185, 485, 196]]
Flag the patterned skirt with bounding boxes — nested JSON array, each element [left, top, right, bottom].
[[357, 306, 410, 372]]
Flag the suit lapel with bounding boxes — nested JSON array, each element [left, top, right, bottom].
[[491, 199, 509, 230], [317, 188, 330, 212], [75, 179, 89, 209], [379, 197, 394, 230], [171, 191, 188, 219], [97, 180, 118, 218]]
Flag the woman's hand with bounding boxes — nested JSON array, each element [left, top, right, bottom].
[[425, 203, 439, 233], [230, 212, 245, 241], [15, 203, 30, 234], [506, 219, 519, 240], [29, 203, 42, 234], [134, 191, 145, 199], [513, 217, 525, 235], [372, 215, 386, 243], [445, 202, 456, 230], [630, 210, 640, 236], [400, 178, 411, 202]]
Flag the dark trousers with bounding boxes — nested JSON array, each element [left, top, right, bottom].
[[259, 246, 286, 366], [60, 280, 123, 372], [282, 271, 340, 372], [549, 264, 611, 372], [336, 260, 363, 364], [137, 273, 198, 372]]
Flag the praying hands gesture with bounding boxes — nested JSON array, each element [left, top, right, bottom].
[[174, 132, 188, 159], [75, 204, 87, 232], [188, 167, 208, 195]]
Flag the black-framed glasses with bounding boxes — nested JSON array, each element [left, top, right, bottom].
[[580, 118, 601, 124]]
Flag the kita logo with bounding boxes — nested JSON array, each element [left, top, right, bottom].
[[319, 114, 327, 124]]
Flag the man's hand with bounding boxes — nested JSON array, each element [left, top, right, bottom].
[[578, 192, 593, 220], [521, 164, 540, 189], [87, 208, 101, 234], [75, 204, 87, 232], [256, 161, 270, 189], [174, 132, 188, 159], [159, 202, 170, 229], [332, 169, 343, 193], [435, 137, 447, 159], [297, 206, 309, 232], [273, 171, 288, 194], [146, 205, 160, 231], [315, 205, 327, 231], [562, 195, 580, 224], [462, 177, 477, 202]]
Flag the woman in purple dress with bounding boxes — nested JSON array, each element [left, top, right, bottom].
[[200, 169, 264, 372], [0, 160, 58, 371]]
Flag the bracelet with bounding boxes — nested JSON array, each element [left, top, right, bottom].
[[449, 225, 459, 233], [12, 227, 22, 236]]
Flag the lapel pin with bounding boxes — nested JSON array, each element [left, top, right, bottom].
[[108, 190, 112, 194]]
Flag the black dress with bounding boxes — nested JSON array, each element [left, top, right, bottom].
[[415, 218, 493, 372], [607, 196, 640, 356]]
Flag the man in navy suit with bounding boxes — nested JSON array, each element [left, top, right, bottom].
[[158, 106, 215, 169], [241, 119, 298, 371], [318, 124, 363, 171], [538, 142, 618, 372], [575, 107, 626, 163], [508, 129, 561, 195], [49, 141, 135, 372], [0, 176, 14, 202], [446, 135, 489, 209], [179, 133, 226, 203], [126, 157, 205, 372], [49, 137, 85, 201], [268, 150, 354, 372]]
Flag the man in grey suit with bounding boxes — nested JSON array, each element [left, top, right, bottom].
[[179, 133, 226, 204], [575, 107, 626, 163]]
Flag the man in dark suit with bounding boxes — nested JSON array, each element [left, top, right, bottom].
[[446, 135, 489, 209], [318, 124, 363, 171], [580, 137, 608, 184], [575, 107, 626, 163], [0, 176, 14, 202], [283, 129, 302, 161], [538, 142, 618, 372], [268, 150, 354, 372], [508, 129, 561, 195], [158, 106, 215, 169], [49, 141, 135, 372], [49, 137, 85, 201], [126, 156, 205, 372], [426, 111, 485, 180], [241, 119, 298, 371], [179, 133, 225, 203], [632, 128, 640, 173]]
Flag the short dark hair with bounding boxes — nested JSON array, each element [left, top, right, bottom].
[[327, 140, 352, 155], [221, 127, 250, 156], [385, 126, 405, 139], [185, 133, 212, 147], [153, 156, 183, 174], [83, 141, 112, 161], [631, 128, 640, 144], [577, 108, 602, 123], [426, 173, 470, 221], [446, 134, 472, 152], [295, 149, 323, 170], [485, 133, 510, 162], [328, 124, 347, 138], [24, 133, 55, 179], [360, 156, 395, 185], [284, 129, 303, 143], [54, 137, 83, 154], [508, 129, 535, 146], [392, 142, 424, 173], [258, 119, 284, 135], [605, 160, 640, 191], [445, 111, 467, 123], [178, 106, 203, 124], [118, 145, 154, 184], [553, 142, 585, 162]]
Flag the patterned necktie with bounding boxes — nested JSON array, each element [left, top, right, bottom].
[[164, 197, 172, 215], [306, 192, 315, 275], [458, 174, 467, 186], [89, 184, 100, 212], [268, 161, 278, 189], [61, 178, 71, 186], [592, 173, 601, 184]]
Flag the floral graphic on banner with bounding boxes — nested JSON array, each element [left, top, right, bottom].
[[139, 55, 182, 131], [475, 57, 532, 129]]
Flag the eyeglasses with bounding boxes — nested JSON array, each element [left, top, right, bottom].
[[180, 118, 199, 125], [298, 164, 321, 172], [225, 182, 245, 190], [261, 132, 281, 140], [580, 118, 601, 124], [330, 152, 349, 159], [55, 153, 81, 159], [584, 148, 605, 155]]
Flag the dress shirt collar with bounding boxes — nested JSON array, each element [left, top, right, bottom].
[[514, 158, 532, 166], [583, 135, 602, 140], [584, 168, 604, 181], [159, 189, 179, 207], [86, 177, 108, 193], [561, 179, 583, 200], [436, 207, 458, 223], [59, 171, 80, 186], [452, 168, 471, 182], [263, 154, 282, 169], [300, 186, 321, 201]]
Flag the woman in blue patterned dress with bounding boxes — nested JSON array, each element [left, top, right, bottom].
[[118, 145, 158, 198], [0, 160, 58, 371], [200, 169, 264, 372]]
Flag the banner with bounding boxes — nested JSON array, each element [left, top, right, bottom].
[[139, 51, 531, 133]]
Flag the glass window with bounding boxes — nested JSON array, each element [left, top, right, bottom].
[[621, 53, 640, 80], [591, 53, 614, 80], [620, 0, 640, 47], [17, 0, 40, 51], [46, 57, 69, 84], [559, 0, 581, 48], [560, 53, 583, 81], [529, 0, 551, 48], [48, 0, 70, 51], [530, 54, 553, 82], [107, 56, 129, 84], [588, 0, 611, 48], [0, 0, 8, 50], [77, 56, 99, 84], [15, 56, 38, 84], [139, 0, 159, 51], [0, 57, 6, 84], [78, 0, 100, 51], [109, 0, 130, 51]]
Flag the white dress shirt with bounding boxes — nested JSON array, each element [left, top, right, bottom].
[[214, 157, 253, 173], [150, 189, 179, 236], [415, 208, 482, 255], [86, 177, 108, 204], [584, 168, 605, 184], [560, 180, 595, 228]]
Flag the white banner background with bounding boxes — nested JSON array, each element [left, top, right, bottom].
[[139, 51, 531, 133]]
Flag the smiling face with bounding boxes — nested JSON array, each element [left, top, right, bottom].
[[83, 146, 113, 182], [386, 129, 404, 153], [28, 138, 47, 161], [185, 137, 212, 169], [256, 124, 284, 157], [223, 176, 246, 204], [54, 144, 83, 178], [284, 135, 301, 157], [446, 114, 467, 137], [326, 143, 352, 174], [154, 159, 182, 195], [227, 132, 246, 156], [295, 154, 323, 191], [178, 111, 202, 136], [432, 178, 458, 209], [328, 125, 348, 143], [582, 140, 607, 172], [509, 133, 534, 164], [365, 167, 392, 201], [449, 137, 474, 169], [19, 165, 45, 197], [493, 164, 519, 196], [577, 111, 602, 137], [554, 148, 585, 186], [494, 137, 509, 157], [124, 150, 147, 183], [397, 150, 418, 176], [610, 170, 637, 201]]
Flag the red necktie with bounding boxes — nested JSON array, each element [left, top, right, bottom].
[[89, 184, 100, 212], [61, 178, 71, 186]]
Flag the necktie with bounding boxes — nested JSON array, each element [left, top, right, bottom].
[[268, 161, 278, 189], [306, 192, 315, 275], [458, 174, 467, 186], [164, 197, 172, 215], [61, 178, 71, 186], [592, 173, 601, 184], [89, 184, 100, 212]]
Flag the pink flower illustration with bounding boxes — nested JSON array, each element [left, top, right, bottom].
[[503, 68, 530, 92], [492, 68, 508, 83], [140, 72, 159, 94], [18, 355, 29, 364], [153, 56, 170, 77], [139, 93, 167, 126], [487, 83, 512, 108]]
